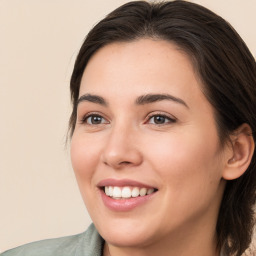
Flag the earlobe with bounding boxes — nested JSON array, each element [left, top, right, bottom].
[[222, 123, 255, 180]]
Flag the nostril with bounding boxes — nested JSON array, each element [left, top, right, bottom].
[[101, 146, 143, 169], [119, 161, 132, 165]]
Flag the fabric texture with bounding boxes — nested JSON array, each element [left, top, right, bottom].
[[2, 223, 243, 255], [1, 223, 104, 256]]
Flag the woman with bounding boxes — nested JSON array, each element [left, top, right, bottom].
[[2, 1, 255, 256]]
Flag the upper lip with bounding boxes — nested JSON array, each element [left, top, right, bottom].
[[97, 178, 157, 189]]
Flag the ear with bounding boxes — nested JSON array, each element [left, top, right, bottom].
[[222, 123, 255, 180]]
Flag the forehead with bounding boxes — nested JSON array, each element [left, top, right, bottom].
[[79, 39, 204, 105]]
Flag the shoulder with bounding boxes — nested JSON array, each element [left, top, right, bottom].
[[1, 223, 104, 256]]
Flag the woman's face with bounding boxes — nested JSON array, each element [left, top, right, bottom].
[[71, 39, 227, 248]]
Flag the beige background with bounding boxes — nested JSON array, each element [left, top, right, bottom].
[[0, 0, 255, 253]]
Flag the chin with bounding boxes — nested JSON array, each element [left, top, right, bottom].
[[102, 230, 154, 248], [95, 219, 156, 247]]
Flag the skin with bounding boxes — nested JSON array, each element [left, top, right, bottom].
[[70, 39, 232, 256]]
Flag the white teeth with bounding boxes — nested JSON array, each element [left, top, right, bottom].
[[105, 186, 109, 196], [121, 187, 132, 198], [131, 187, 140, 197], [139, 188, 147, 196], [147, 188, 154, 195], [103, 186, 155, 199], [113, 187, 122, 198], [109, 186, 113, 196]]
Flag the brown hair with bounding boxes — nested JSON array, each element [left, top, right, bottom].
[[69, 1, 256, 255]]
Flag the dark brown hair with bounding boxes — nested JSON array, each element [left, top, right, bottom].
[[69, 1, 256, 255]]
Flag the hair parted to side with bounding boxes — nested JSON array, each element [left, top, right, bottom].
[[69, 1, 256, 255]]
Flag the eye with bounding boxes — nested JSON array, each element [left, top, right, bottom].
[[82, 114, 108, 125], [147, 114, 176, 125]]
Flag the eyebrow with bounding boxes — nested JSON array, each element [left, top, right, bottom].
[[77, 93, 188, 108], [136, 93, 189, 108], [77, 94, 108, 106]]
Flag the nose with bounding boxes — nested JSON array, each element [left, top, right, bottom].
[[101, 125, 143, 170]]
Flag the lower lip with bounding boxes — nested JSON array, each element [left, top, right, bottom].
[[99, 189, 156, 212]]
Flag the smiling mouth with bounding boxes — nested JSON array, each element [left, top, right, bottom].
[[101, 186, 158, 199]]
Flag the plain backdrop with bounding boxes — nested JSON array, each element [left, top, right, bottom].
[[0, 0, 255, 253]]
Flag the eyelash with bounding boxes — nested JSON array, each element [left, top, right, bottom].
[[146, 112, 176, 125], [80, 112, 108, 125], [79, 112, 176, 126]]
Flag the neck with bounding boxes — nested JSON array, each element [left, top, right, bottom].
[[103, 225, 220, 256]]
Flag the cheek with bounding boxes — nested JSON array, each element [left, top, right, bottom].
[[145, 126, 222, 189], [70, 134, 101, 184], [145, 128, 224, 223]]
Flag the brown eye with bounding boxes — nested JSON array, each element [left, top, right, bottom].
[[85, 115, 107, 125], [153, 116, 166, 124], [148, 114, 176, 125]]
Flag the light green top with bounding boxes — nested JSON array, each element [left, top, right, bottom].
[[1, 224, 104, 256], [1, 224, 228, 256]]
